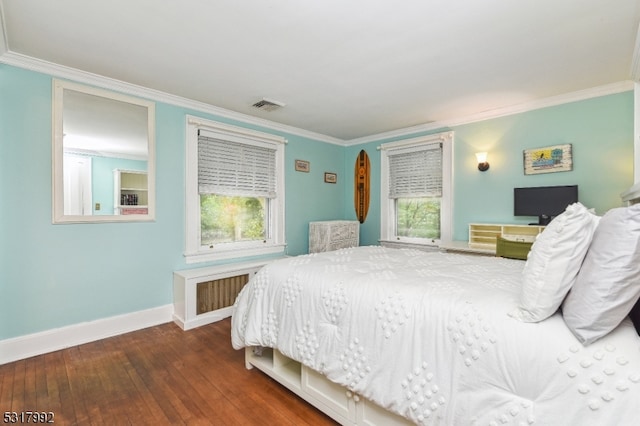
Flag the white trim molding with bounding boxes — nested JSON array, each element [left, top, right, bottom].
[[184, 115, 287, 264], [0, 49, 635, 148], [0, 51, 344, 146], [187, 115, 288, 146], [631, 22, 640, 82], [635, 82, 640, 184], [0, 2, 7, 56], [0, 304, 173, 365], [379, 131, 454, 247], [347, 81, 635, 146]]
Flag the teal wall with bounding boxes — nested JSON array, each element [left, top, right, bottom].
[[451, 96, 633, 239], [0, 62, 634, 341], [346, 92, 634, 245], [0, 64, 346, 340]]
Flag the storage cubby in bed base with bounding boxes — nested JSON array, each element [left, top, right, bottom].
[[245, 347, 302, 392], [244, 347, 413, 425]]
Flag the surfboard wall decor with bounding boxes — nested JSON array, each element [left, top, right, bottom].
[[354, 149, 371, 224]]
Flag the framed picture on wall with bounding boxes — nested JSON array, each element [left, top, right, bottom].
[[324, 172, 337, 183], [523, 144, 572, 175], [295, 159, 310, 172]]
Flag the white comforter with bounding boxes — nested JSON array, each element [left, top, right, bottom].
[[231, 246, 640, 425]]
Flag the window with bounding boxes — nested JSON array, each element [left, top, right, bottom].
[[380, 131, 453, 247], [185, 116, 286, 263]]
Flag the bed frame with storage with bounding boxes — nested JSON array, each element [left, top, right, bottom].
[[245, 347, 412, 426], [242, 185, 640, 426]]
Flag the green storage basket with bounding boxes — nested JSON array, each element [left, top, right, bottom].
[[495, 236, 533, 260]]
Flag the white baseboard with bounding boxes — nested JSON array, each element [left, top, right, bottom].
[[173, 305, 233, 331], [0, 304, 173, 365]]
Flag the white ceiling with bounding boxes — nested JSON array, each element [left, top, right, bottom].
[[1, 0, 640, 142]]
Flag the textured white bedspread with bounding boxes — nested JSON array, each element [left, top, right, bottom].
[[231, 246, 640, 425]]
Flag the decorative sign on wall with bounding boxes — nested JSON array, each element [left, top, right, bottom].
[[324, 172, 337, 183], [295, 159, 310, 172], [523, 144, 572, 175]]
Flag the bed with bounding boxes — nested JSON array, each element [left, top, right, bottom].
[[231, 202, 640, 425]]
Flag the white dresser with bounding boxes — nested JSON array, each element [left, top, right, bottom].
[[309, 220, 360, 253]]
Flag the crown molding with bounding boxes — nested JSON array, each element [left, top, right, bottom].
[[0, 2, 7, 56], [0, 50, 634, 148], [0, 50, 345, 146], [631, 23, 640, 82], [345, 81, 635, 146]]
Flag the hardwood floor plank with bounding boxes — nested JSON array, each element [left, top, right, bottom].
[[23, 357, 38, 411], [124, 332, 202, 424], [34, 354, 50, 408], [42, 352, 66, 423], [10, 360, 25, 412], [0, 362, 15, 413], [1, 318, 337, 426], [119, 346, 170, 424], [63, 347, 91, 425], [78, 343, 119, 423], [46, 351, 77, 424]]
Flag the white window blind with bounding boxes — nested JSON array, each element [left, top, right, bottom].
[[198, 133, 277, 198], [388, 142, 442, 198]]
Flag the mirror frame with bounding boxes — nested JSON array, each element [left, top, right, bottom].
[[52, 79, 156, 223]]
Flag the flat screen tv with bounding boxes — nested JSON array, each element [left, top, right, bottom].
[[514, 185, 578, 225]]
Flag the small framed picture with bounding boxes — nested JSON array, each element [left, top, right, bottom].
[[295, 159, 310, 172], [324, 172, 337, 184]]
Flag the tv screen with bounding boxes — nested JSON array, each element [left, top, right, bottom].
[[514, 185, 578, 225]]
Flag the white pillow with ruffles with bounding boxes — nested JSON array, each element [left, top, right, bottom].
[[511, 202, 600, 322]]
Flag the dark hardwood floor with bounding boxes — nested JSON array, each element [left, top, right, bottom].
[[0, 318, 337, 425]]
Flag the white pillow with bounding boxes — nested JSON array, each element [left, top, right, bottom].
[[511, 202, 599, 322], [562, 203, 640, 345]]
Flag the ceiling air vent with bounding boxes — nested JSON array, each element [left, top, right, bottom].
[[252, 97, 285, 112]]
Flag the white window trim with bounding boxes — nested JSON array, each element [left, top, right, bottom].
[[379, 131, 453, 248], [185, 115, 286, 263]]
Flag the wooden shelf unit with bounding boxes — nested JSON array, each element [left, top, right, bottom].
[[468, 223, 545, 251]]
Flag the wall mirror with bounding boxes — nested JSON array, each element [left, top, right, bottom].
[[52, 79, 156, 223]]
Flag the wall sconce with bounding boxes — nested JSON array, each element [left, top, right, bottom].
[[476, 152, 490, 172]]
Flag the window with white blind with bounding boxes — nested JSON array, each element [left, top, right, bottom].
[[185, 116, 286, 263], [380, 131, 453, 247]]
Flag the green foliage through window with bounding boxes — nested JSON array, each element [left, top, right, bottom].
[[200, 194, 266, 246], [396, 198, 440, 239]]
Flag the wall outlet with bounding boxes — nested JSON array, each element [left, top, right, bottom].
[[95, 203, 101, 211]]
